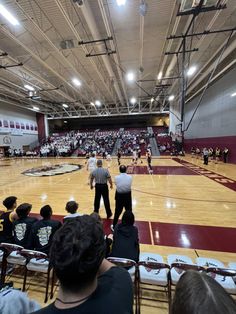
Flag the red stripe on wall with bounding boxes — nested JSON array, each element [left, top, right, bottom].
[[184, 136, 236, 164]]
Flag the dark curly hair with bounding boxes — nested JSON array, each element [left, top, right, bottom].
[[50, 215, 105, 292], [3, 196, 17, 210]]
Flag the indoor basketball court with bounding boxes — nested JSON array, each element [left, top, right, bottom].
[[0, 0, 236, 313]]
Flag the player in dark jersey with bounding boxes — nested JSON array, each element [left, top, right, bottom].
[[0, 196, 18, 243], [137, 148, 143, 164], [146, 150, 153, 174], [31, 205, 62, 254], [13, 203, 38, 248], [117, 149, 121, 165]]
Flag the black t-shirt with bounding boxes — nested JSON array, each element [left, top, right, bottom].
[[13, 217, 38, 248], [31, 219, 62, 254], [0, 210, 14, 243], [32, 267, 133, 314]]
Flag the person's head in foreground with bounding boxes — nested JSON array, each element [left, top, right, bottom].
[[171, 270, 236, 314], [65, 201, 78, 214], [3, 196, 17, 210], [40, 205, 53, 220], [16, 203, 32, 219], [119, 165, 127, 173], [122, 210, 135, 226], [97, 159, 103, 167], [50, 215, 105, 294]]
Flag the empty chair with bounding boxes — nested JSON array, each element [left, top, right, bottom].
[[197, 257, 236, 296], [138, 252, 170, 310], [168, 254, 194, 285], [21, 249, 54, 303]]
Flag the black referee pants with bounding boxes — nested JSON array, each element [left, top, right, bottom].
[[94, 184, 112, 218], [113, 191, 132, 227]]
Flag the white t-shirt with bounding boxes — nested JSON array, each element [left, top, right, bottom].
[[87, 157, 97, 171]]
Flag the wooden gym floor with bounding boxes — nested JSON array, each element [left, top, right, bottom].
[[1, 155, 236, 313]]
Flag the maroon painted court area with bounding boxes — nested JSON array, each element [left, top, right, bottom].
[[127, 165, 199, 175], [151, 222, 236, 253], [31, 213, 236, 253], [174, 158, 236, 192]]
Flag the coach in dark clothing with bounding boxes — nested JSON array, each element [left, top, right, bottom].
[[110, 211, 139, 262], [90, 160, 113, 219], [31, 205, 62, 254], [13, 203, 38, 248]]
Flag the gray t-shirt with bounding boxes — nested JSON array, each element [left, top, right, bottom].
[[91, 168, 111, 184]]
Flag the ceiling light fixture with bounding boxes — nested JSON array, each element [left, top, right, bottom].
[[33, 106, 39, 111], [95, 100, 101, 107], [157, 72, 163, 80], [116, 0, 126, 6], [72, 78, 81, 87], [168, 95, 175, 101], [0, 4, 19, 26], [126, 72, 135, 82], [130, 97, 136, 104], [24, 84, 35, 91], [62, 104, 69, 108], [187, 65, 197, 76], [231, 92, 236, 97], [64, 120, 68, 123], [90, 102, 95, 106], [151, 97, 154, 102]]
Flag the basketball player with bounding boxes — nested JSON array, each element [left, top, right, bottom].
[[117, 149, 121, 166], [0, 196, 18, 243], [146, 150, 153, 174], [132, 149, 138, 165], [137, 148, 143, 164], [87, 153, 97, 184]]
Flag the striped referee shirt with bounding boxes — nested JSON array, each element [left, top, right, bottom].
[[91, 167, 111, 184]]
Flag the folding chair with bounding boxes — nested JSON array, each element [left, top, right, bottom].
[[21, 249, 54, 303], [196, 257, 236, 296], [168, 254, 195, 286], [138, 253, 170, 311], [107, 257, 139, 314], [0, 243, 25, 285]]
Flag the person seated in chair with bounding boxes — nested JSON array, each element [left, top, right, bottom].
[[31, 205, 62, 254], [63, 201, 82, 222], [110, 211, 139, 263], [171, 270, 236, 314], [0, 196, 18, 244], [32, 215, 133, 314], [13, 203, 38, 248]]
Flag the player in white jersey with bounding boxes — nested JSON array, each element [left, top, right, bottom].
[[87, 153, 97, 184]]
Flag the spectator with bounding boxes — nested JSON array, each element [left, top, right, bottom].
[[31, 205, 62, 254], [0, 196, 18, 243], [110, 211, 139, 263], [13, 203, 37, 248], [32, 215, 133, 314], [63, 201, 81, 221], [171, 270, 236, 314]]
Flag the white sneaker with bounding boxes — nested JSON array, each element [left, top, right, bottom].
[[110, 224, 114, 232]]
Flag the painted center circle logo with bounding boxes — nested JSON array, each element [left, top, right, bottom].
[[22, 163, 82, 177]]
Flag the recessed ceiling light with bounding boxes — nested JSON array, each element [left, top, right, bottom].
[[168, 95, 175, 101], [24, 84, 35, 91], [62, 103, 69, 108], [157, 72, 162, 80], [126, 72, 135, 82], [130, 97, 136, 104], [72, 78, 81, 87], [231, 92, 236, 97], [64, 120, 68, 123], [187, 65, 197, 76], [116, 0, 126, 6], [33, 106, 39, 111], [0, 4, 19, 26], [95, 100, 101, 107]]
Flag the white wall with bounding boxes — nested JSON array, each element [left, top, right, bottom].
[[0, 103, 39, 149], [184, 67, 236, 139]]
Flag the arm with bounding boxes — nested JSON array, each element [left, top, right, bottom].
[[108, 177, 113, 189], [90, 174, 94, 189]]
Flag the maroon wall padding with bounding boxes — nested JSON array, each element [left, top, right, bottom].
[[184, 136, 236, 164], [36, 113, 46, 143]]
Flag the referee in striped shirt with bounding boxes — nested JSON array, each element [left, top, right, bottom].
[[90, 160, 113, 218]]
